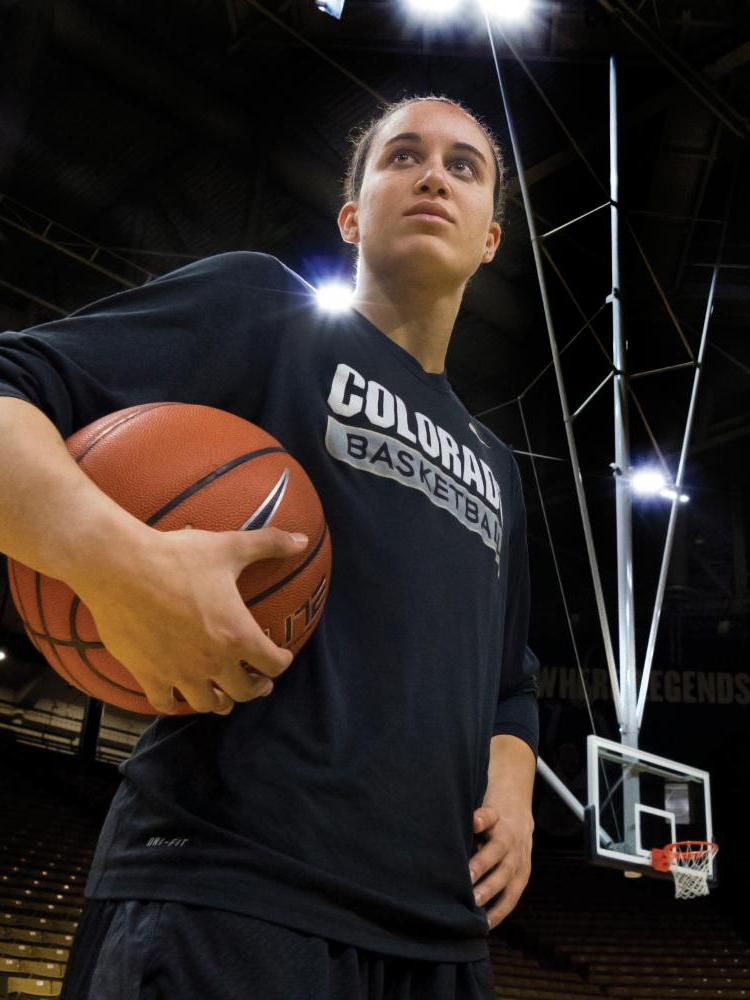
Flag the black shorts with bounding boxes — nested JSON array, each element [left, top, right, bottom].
[[60, 899, 496, 1000]]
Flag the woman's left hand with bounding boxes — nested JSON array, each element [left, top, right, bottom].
[[468, 805, 533, 930]]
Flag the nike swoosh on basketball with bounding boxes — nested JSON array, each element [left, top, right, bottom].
[[239, 469, 290, 530]]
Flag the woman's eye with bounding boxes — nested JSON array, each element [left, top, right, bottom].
[[390, 150, 477, 176], [451, 159, 477, 176]]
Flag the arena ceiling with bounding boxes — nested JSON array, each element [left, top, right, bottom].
[[1, 0, 748, 713]]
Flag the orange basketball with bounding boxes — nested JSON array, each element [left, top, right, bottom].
[[7, 402, 332, 715]]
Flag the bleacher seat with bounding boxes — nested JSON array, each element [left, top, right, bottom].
[[2, 738, 749, 996], [5, 978, 62, 998]]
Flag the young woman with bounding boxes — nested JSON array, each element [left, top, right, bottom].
[[0, 94, 538, 999]]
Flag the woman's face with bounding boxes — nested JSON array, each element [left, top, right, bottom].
[[340, 102, 501, 290]]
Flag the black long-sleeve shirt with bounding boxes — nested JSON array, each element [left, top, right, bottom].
[[0, 251, 538, 961]]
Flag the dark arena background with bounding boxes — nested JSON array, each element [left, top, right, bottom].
[[1, 1, 750, 997]]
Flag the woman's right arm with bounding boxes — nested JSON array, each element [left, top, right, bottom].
[[0, 253, 311, 714], [0, 397, 305, 715]]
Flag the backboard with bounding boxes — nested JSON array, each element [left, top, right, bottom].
[[584, 735, 716, 884]]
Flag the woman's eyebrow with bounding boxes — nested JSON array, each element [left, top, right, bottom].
[[452, 142, 487, 166], [382, 132, 488, 168]]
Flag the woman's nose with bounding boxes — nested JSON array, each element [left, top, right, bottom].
[[416, 161, 449, 196]]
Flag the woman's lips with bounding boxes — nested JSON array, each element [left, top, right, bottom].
[[404, 212, 452, 223]]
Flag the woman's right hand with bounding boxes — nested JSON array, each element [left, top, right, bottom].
[[75, 525, 309, 716]]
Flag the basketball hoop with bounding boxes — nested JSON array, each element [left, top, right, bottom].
[[651, 841, 718, 900]]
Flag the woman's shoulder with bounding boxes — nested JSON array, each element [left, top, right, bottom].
[[164, 251, 313, 295]]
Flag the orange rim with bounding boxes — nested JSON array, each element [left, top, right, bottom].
[[651, 841, 718, 872]]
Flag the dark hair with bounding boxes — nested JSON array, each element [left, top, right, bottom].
[[343, 94, 506, 224]]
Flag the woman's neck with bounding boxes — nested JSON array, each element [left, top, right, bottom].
[[351, 267, 464, 376]]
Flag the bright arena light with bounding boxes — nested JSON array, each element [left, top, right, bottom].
[[660, 488, 690, 504], [630, 469, 666, 496], [0, 650, 6, 661], [405, 0, 460, 16], [315, 282, 355, 314], [482, 0, 532, 21]]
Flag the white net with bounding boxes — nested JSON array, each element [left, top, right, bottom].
[[668, 843, 718, 900]]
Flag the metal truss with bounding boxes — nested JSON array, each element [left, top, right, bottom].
[[476, 10, 737, 852], [594, 0, 750, 140], [480, 13, 735, 753], [0, 195, 187, 318], [0, 194, 153, 290]]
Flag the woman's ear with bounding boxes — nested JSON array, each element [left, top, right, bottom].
[[338, 202, 360, 245], [483, 221, 502, 263]]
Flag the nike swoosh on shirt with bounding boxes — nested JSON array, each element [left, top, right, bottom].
[[468, 421, 490, 448], [239, 469, 290, 530]]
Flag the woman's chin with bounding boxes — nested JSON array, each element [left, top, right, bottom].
[[368, 242, 465, 288]]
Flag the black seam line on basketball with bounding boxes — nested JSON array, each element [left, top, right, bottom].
[[23, 625, 102, 651], [146, 447, 287, 526], [10, 559, 46, 660], [33, 571, 85, 693], [76, 647, 139, 696], [76, 402, 178, 464], [245, 523, 328, 608], [25, 624, 45, 658], [8, 559, 30, 642], [68, 593, 143, 695]]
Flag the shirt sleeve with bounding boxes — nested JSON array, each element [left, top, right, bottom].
[[0, 251, 313, 438], [492, 453, 540, 758]]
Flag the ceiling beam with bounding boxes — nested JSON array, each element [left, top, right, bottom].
[[594, 0, 750, 138]]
